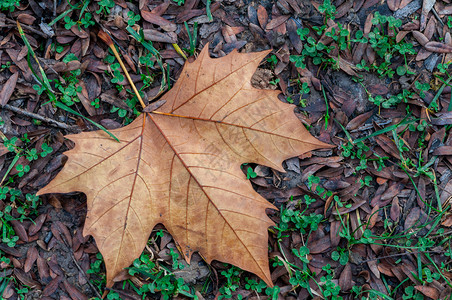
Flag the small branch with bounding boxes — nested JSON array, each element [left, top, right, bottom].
[[2, 103, 77, 131], [361, 250, 442, 263], [6, 19, 50, 38]]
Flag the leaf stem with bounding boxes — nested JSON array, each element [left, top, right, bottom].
[[98, 30, 146, 109]]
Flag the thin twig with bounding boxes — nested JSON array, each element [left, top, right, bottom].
[[361, 250, 442, 263], [2, 103, 77, 131], [6, 19, 49, 38], [431, 7, 445, 27]]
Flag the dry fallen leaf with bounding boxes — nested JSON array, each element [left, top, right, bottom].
[[37, 46, 331, 287]]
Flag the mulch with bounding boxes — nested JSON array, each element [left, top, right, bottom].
[[1, 0, 452, 299]]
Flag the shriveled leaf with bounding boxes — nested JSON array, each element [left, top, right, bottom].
[[141, 10, 176, 31], [63, 280, 88, 300], [424, 41, 452, 53], [387, 0, 401, 11], [412, 31, 428, 46], [37, 46, 331, 287], [339, 263, 352, 291], [0, 71, 19, 106], [390, 197, 400, 222], [414, 285, 440, 299], [257, 5, 268, 28], [24, 246, 38, 273], [420, 0, 436, 31], [14, 269, 41, 289]]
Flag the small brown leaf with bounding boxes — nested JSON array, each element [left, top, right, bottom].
[[346, 110, 373, 131], [433, 146, 452, 155], [339, 263, 352, 291], [417, 177, 426, 209], [265, 15, 290, 31], [55, 221, 73, 248], [63, 280, 88, 300], [424, 17, 436, 40], [364, 14, 373, 36], [412, 31, 428, 46], [441, 179, 452, 205], [257, 5, 268, 29], [396, 31, 409, 43], [425, 41, 452, 53], [76, 81, 96, 116], [374, 135, 399, 158], [405, 208, 421, 230], [37, 255, 51, 282], [377, 260, 395, 277], [334, 56, 358, 76], [309, 235, 331, 254], [442, 215, 452, 227], [17, 13, 36, 25], [330, 220, 341, 247], [287, 19, 302, 54], [14, 269, 41, 289], [336, 0, 353, 19], [390, 197, 400, 222], [0, 244, 21, 257], [28, 214, 47, 236], [24, 247, 38, 273], [416, 48, 432, 61], [143, 29, 177, 43], [414, 286, 439, 299], [367, 204, 379, 229], [367, 259, 380, 279], [420, 0, 436, 31], [0, 71, 19, 106], [10, 220, 28, 242], [43, 276, 62, 296], [141, 10, 176, 31], [387, 0, 401, 11]]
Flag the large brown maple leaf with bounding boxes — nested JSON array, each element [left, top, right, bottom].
[[37, 46, 331, 287]]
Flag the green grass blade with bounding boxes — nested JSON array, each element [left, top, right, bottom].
[[354, 116, 415, 144], [0, 153, 20, 186], [18, 21, 119, 142], [17, 21, 53, 91], [429, 75, 452, 109], [54, 102, 119, 142], [206, 0, 213, 21], [48, 8, 74, 26]]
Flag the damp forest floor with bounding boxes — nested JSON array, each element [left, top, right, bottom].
[[2, 0, 452, 299]]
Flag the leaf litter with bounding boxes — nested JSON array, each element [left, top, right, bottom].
[[2, 0, 452, 299]]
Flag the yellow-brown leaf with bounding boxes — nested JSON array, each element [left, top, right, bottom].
[[37, 46, 332, 287]]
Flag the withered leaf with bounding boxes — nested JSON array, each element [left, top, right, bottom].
[[24, 246, 38, 273], [338, 263, 352, 291], [415, 285, 440, 299], [425, 41, 452, 53], [0, 71, 19, 106], [28, 214, 47, 236], [420, 0, 436, 31], [257, 5, 268, 29], [63, 280, 88, 300], [387, 0, 401, 11], [37, 47, 331, 287], [14, 269, 41, 289], [141, 10, 176, 31], [412, 31, 428, 46]]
